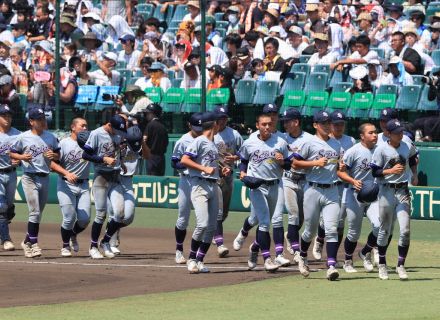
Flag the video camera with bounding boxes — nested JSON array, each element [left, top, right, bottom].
[[102, 93, 124, 101]]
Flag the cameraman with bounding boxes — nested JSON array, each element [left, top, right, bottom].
[[115, 85, 152, 121], [27, 5, 52, 43]]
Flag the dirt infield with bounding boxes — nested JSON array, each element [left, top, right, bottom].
[[0, 222, 329, 307]]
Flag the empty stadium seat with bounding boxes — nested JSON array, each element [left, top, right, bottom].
[[280, 90, 306, 113], [302, 91, 329, 116], [291, 63, 311, 77], [369, 94, 397, 119], [281, 72, 305, 94], [235, 79, 256, 105], [253, 80, 279, 105], [377, 84, 398, 95], [346, 92, 373, 118], [396, 85, 422, 110], [206, 88, 230, 111], [172, 4, 189, 21], [144, 87, 163, 103], [304, 72, 328, 94], [332, 82, 352, 93], [299, 55, 312, 63], [326, 92, 352, 112], [162, 88, 185, 113], [181, 88, 201, 113]]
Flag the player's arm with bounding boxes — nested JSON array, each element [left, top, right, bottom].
[[171, 156, 186, 169], [409, 150, 418, 186], [50, 162, 78, 183], [370, 163, 404, 177], [180, 154, 214, 175], [81, 145, 115, 165], [9, 151, 32, 162], [293, 157, 327, 169], [337, 167, 362, 190]]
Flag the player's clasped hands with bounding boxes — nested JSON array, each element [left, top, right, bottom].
[[352, 179, 363, 191], [64, 172, 78, 184], [391, 163, 405, 175], [43, 149, 56, 160], [103, 157, 116, 166], [315, 157, 328, 167], [221, 166, 232, 177], [274, 152, 284, 165], [21, 153, 32, 162], [203, 166, 215, 176]]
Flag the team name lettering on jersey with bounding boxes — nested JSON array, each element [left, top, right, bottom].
[[66, 149, 83, 163], [101, 142, 115, 157], [28, 145, 51, 157], [0, 143, 12, 155], [317, 149, 339, 160], [203, 150, 218, 164], [250, 150, 275, 164]]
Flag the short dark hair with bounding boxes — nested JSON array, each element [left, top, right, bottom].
[[256, 113, 272, 122], [140, 56, 153, 66], [392, 31, 405, 41], [359, 123, 376, 135], [264, 37, 279, 50], [71, 116, 86, 127], [202, 121, 216, 130], [244, 30, 259, 43], [356, 34, 370, 47], [225, 33, 242, 47]]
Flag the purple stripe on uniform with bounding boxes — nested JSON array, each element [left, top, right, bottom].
[[196, 251, 206, 257], [189, 250, 196, 254], [291, 242, 300, 250], [176, 242, 183, 246], [28, 236, 38, 240], [275, 245, 284, 250], [91, 240, 98, 244], [261, 250, 270, 259]]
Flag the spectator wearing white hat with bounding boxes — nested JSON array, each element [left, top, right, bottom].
[[307, 33, 338, 71], [429, 23, 440, 51], [82, 12, 106, 42], [183, 1, 201, 23], [403, 25, 435, 74], [286, 25, 308, 58], [83, 51, 120, 86], [225, 5, 241, 35], [348, 65, 373, 94], [143, 62, 171, 93], [384, 56, 413, 91]]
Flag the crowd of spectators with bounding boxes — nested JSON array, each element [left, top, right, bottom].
[[1, 0, 440, 139]]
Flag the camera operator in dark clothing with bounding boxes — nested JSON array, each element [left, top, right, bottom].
[[141, 103, 169, 176]]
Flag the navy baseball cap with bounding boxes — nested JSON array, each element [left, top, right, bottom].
[[110, 114, 127, 133], [214, 106, 228, 118], [263, 103, 278, 114], [201, 111, 221, 123], [126, 126, 143, 152], [189, 112, 203, 132], [330, 110, 347, 123], [386, 119, 405, 134], [313, 110, 330, 123], [28, 107, 46, 120], [119, 34, 136, 42], [279, 108, 301, 121], [0, 104, 12, 115], [380, 108, 398, 122]]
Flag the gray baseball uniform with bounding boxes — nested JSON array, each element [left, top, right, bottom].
[[173, 132, 195, 232], [12, 130, 59, 224], [343, 143, 380, 243], [185, 135, 220, 244], [85, 127, 124, 226], [0, 127, 20, 242], [371, 141, 417, 249], [296, 135, 341, 267], [57, 137, 91, 231]]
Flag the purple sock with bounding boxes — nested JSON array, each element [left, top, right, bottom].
[[361, 232, 377, 256], [273, 226, 284, 256], [317, 225, 325, 243], [242, 217, 253, 236], [300, 236, 311, 258], [27, 222, 39, 244], [326, 242, 338, 267], [213, 220, 224, 246], [90, 222, 103, 248], [378, 245, 387, 265], [397, 245, 409, 267], [257, 229, 271, 260], [344, 238, 357, 261], [196, 242, 211, 262], [287, 224, 300, 252], [175, 226, 186, 251], [61, 227, 72, 248], [189, 238, 201, 260]]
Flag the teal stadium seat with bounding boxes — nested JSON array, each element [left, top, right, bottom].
[[281, 72, 305, 94], [235, 79, 256, 105], [304, 72, 328, 94], [396, 85, 422, 110], [253, 80, 279, 105]]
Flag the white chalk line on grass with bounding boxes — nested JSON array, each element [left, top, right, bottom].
[[0, 259, 323, 272]]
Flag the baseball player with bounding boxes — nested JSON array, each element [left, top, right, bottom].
[[9, 107, 64, 258], [212, 106, 243, 258], [82, 115, 126, 259], [312, 111, 355, 262], [180, 112, 231, 274], [374, 107, 418, 266], [233, 104, 291, 268], [55, 117, 91, 257], [337, 123, 381, 273], [106, 123, 144, 255], [239, 112, 293, 272], [293, 110, 342, 281], [280, 109, 313, 264], [171, 113, 204, 264], [0, 104, 20, 251], [370, 119, 418, 280]]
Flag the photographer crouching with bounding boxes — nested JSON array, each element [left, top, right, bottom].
[[113, 85, 152, 128]]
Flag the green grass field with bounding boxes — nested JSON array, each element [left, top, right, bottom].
[[1, 204, 440, 320]]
